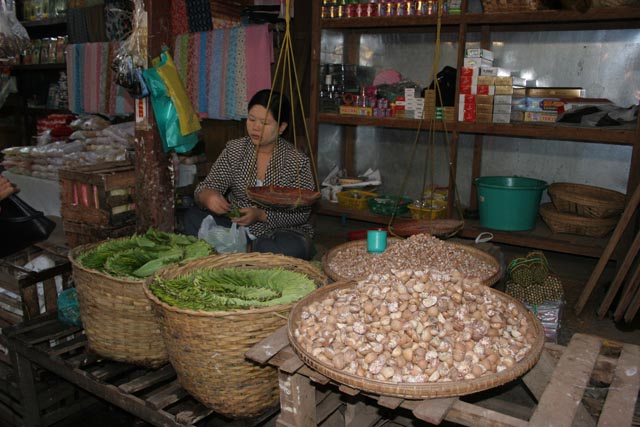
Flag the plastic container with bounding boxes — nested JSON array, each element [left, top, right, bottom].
[[475, 176, 547, 231]]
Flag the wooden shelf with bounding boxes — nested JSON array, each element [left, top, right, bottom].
[[316, 200, 611, 259], [321, 7, 640, 29], [319, 113, 637, 145], [11, 63, 66, 71], [21, 17, 67, 27]]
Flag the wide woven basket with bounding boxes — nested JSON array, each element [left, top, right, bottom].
[[321, 238, 502, 287], [288, 281, 545, 399], [143, 253, 328, 419], [548, 182, 625, 219], [391, 219, 464, 237], [69, 243, 169, 368], [482, 0, 542, 12], [247, 186, 321, 210], [539, 203, 618, 237]]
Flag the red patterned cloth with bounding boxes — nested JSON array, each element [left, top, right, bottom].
[[171, 0, 189, 35]]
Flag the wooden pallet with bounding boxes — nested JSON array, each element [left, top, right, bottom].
[[246, 327, 640, 427], [3, 313, 277, 427]]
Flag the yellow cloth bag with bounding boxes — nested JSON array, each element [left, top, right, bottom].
[[152, 51, 201, 136]]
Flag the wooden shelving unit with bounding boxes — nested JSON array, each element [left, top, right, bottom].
[[308, 0, 640, 258]]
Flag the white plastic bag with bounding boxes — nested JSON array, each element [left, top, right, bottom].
[[197, 215, 248, 254], [0, 0, 30, 59]]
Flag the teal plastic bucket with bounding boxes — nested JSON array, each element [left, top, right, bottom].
[[475, 176, 547, 231]]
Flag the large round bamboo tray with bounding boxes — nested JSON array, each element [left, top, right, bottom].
[[321, 238, 502, 287], [548, 182, 625, 219], [539, 203, 618, 238], [143, 253, 328, 419], [69, 243, 169, 368], [288, 281, 545, 399]]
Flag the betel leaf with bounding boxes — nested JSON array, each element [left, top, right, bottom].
[[77, 229, 215, 278], [149, 267, 316, 311]]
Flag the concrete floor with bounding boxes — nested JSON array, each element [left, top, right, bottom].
[[46, 214, 639, 426]]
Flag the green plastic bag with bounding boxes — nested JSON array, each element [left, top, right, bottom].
[[143, 58, 199, 153]]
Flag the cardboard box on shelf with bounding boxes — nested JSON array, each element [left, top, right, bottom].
[[465, 48, 494, 61]]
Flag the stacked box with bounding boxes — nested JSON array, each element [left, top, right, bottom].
[[459, 48, 494, 122], [58, 161, 136, 248]]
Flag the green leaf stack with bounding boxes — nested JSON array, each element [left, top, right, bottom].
[[149, 268, 316, 311], [77, 229, 214, 279]]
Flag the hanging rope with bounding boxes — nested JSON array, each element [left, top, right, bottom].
[[388, 0, 464, 238], [245, 0, 321, 209]]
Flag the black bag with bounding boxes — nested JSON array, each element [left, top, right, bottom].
[[0, 194, 56, 257]]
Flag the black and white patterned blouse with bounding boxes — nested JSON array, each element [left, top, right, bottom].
[[194, 136, 315, 238]]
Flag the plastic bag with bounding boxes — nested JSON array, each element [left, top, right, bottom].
[[152, 51, 201, 136], [0, 0, 30, 59], [111, 0, 148, 97], [197, 215, 248, 254], [57, 288, 82, 327], [143, 65, 199, 153]]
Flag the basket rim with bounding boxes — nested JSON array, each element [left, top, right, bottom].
[[547, 182, 626, 206], [321, 238, 501, 287], [539, 203, 619, 226], [143, 252, 328, 318], [69, 241, 146, 285], [287, 281, 545, 399]]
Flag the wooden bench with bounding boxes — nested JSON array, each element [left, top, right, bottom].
[[246, 327, 640, 427]]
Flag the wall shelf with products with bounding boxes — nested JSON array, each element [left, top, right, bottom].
[[308, 0, 640, 258]]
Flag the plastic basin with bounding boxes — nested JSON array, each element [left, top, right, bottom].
[[475, 176, 547, 231]]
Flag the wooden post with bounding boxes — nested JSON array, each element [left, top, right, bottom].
[[134, 0, 175, 233]]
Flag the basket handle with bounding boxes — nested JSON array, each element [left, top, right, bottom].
[[475, 232, 494, 244]]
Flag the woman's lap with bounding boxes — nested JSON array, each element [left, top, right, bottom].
[[181, 206, 316, 260]]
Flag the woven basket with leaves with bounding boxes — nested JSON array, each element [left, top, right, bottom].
[[69, 244, 169, 368], [143, 253, 328, 419]]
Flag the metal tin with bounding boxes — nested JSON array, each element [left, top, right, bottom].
[[405, 1, 415, 16], [355, 3, 364, 16], [344, 3, 355, 16], [385, 2, 395, 16], [337, 4, 344, 17], [329, 5, 337, 18], [416, 0, 425, 15], [396, 1, 405, 16], [365, 2, 376, 16], [375, 2, 385, 16]]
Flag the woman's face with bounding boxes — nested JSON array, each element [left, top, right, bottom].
[[246, 105, 287, 147]]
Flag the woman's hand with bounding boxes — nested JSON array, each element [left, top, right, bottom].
[[199, 189, 230, 215], [0, 176, 18, 201], [232, 207, 266, 226]]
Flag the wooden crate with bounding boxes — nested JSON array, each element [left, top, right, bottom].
[[58, 161, 136, 227], [0, 245, 72, 331], [247, 329, 640, 427], [0, 359, 97, 427], [62, 220, 136, 249]]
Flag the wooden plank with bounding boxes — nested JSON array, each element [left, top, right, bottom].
[[118, 364, 176, 394], [280, 354, 305, 375], [338, 384, 360, 397], [444, 400, 528, 427], [412, 397, 457, 425], [529, 334, 602, 427], [523, 350, 596, 427], [43, 277, 58, 316], [174, 404, 214, 425], [344, 399, 381, 427], [144, 380, 188, 410], [597, 228, 640, 318], [86, 362, 137, 382], [21, 283, 40, 320], [377, 395, 403, 410], [576, 182, 640, 314], [316, 392, 343, 424], [544, 343, 617, 384], [277, 372, 316, 427], [245, 325, 289, 364], [624, 285, 640, 323], [613, 259, 640, 321], [597, 343, 640, 427]]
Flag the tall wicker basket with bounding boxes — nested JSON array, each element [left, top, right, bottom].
[[69, 243, 169, 368], [143, 253, 328, 419]]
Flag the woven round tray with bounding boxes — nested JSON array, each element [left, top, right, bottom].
[[247, 186, 321, 210], [391, 219, 464, 237], [539, 203, 618, 238], [69, 243, 169, 368], [288, 281, 545, 399], [321, 238, 502, 287], [143, 253, 328, 419], [548, 182, 625, 219]]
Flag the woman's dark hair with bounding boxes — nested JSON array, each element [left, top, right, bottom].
[[248, 89, 291, 126]]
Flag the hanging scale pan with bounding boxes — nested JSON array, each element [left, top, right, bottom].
[[247, 186, 321, 210]]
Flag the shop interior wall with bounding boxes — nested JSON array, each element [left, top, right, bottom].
[[317, 28, 638, 206]]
